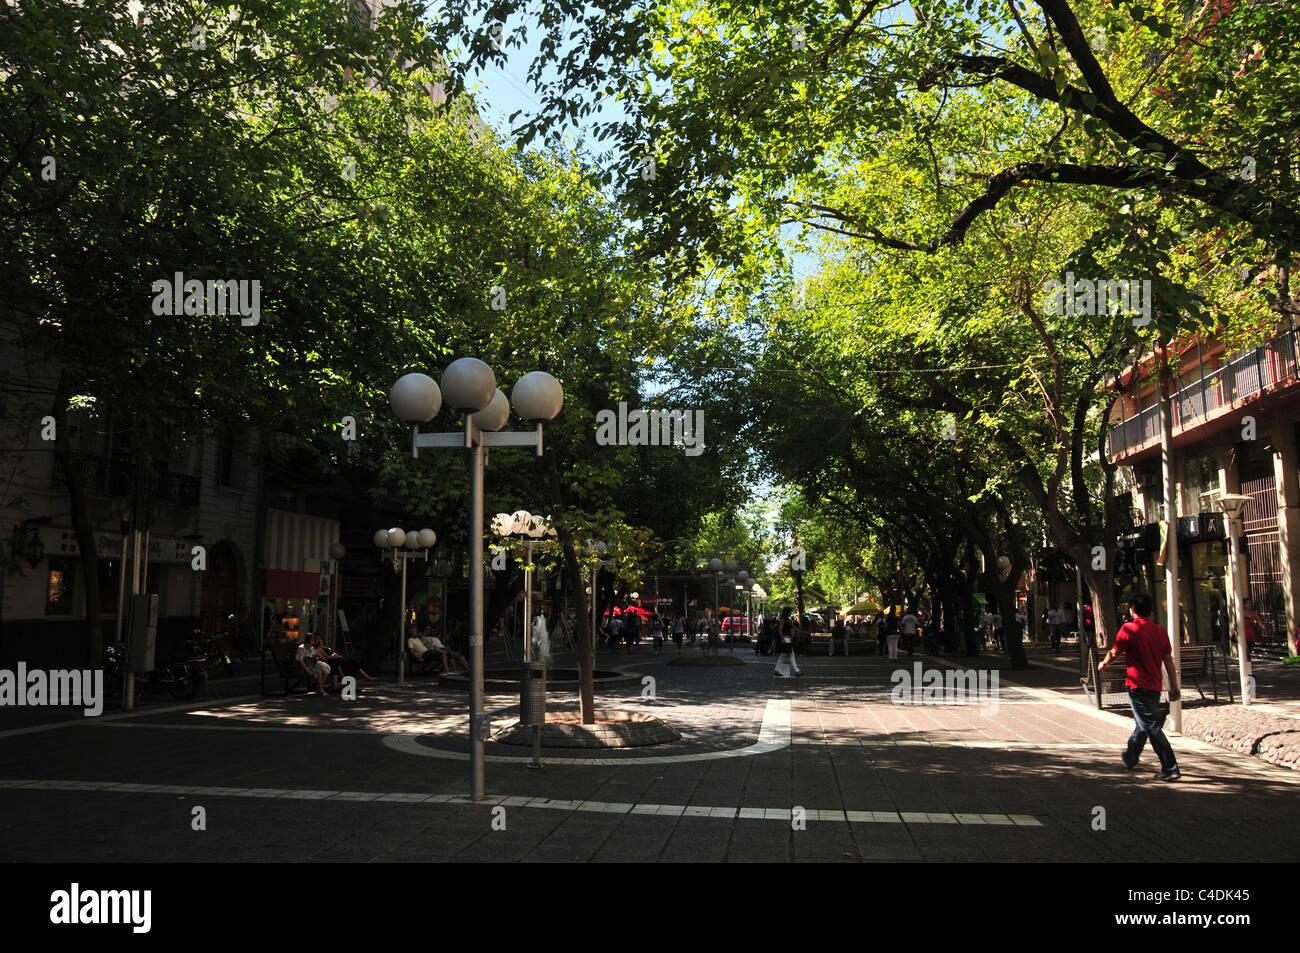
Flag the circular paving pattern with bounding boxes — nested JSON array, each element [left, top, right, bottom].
[[437, 667, 643, 691], [491, 710, 682, 748]]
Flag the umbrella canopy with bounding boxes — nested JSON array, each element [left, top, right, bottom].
[[844, 597, 882, 615]]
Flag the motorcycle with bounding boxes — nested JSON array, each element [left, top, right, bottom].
[[188, 628, 234, 678], [103, 641, 203, 702]]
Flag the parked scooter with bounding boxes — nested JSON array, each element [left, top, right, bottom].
[[103, 640, 203, 702]]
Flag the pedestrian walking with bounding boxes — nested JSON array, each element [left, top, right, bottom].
[[1048, 605, 1065, 652], [899, 610, 918, 658], [886, 617, 901, 661], [829, 617, 849, 656], [651, 613, 665, 654], [1097, 592, 1181, 781], [773, 607, 802, 677], [990, 610, 1003, 651], [608, 613, 623, 654], [625, 609, 640, 652], [876, 614, 888, 656], [672, 613, 686, 653]]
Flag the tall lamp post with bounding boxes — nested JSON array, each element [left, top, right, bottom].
[[373, 527, 436, 684], [327, 542, 346, 650], [585, 540, 612, 664], [1207, 492, 1254, 705], [430, 553, 452, 646], [390, 361, 563, 801], [493, 511, 555, 661], [735, 569, 749, 641]]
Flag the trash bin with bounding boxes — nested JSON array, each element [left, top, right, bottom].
[[520, 662, 546, 726]]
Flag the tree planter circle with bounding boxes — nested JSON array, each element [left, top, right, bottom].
[[437, 667, 642, 690], [492, 710, 681, 748]]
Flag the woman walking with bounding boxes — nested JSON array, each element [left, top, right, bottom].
[[773, 607, 802, 677]]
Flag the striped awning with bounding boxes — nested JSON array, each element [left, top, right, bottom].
[[264, 509, 340, 597]]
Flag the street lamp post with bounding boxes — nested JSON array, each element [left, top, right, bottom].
[[1207, 492, 1254, 705], [391, 362, 563, 801], [585, 540, 612, 665], [431, 554, 452, 646], [494, 511, 556, 661], [736, 569, 749, 642], [328, 542, 346, 650], [373, 527, 436, 684]]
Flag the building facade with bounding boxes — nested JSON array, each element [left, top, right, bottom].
[[1107, 325, 1300, 657]]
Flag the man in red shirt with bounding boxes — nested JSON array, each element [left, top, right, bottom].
[[1097, 592, 1181, 781]]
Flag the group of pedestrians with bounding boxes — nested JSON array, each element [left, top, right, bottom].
[[603, 609, 689, 655]]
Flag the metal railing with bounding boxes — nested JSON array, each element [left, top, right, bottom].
[[1109, 327, 1300, 455]]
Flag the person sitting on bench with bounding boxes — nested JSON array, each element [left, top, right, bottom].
[[310, 633, 373, 690], [407, 631, 445, 672], [296, 634, 332, 694], [419, 629, 467, 672]]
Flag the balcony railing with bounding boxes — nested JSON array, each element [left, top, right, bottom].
[[51, 453, 201, 508], [1109, 327, 1300, 456]]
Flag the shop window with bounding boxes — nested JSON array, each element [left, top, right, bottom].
[[1114, 492, 1135, 531], [1184, 456, 1220, 513], [46, 557, 77, 615]]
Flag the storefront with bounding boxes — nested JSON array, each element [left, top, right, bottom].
[[261, 509, 340, 647]]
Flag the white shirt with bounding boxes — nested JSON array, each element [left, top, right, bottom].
[[900, 614, 919, 635]]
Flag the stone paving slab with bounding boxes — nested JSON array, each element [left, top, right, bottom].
[[0, 648, 1298, 861]]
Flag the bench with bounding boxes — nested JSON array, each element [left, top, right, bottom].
[[261, 639, 309, 696], [1083, 641, 1234, 707], [407, 642, 446, 676], [1179, 644, 1234, 703]]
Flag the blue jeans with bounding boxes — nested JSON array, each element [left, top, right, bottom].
[[1125, 688, 1178, 772]]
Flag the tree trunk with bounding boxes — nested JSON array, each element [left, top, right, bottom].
[[51, 373, 103, 667], [961, 551, 980, 656], [544, 451, 594, 723], [1084, 572, 1120, 649], [559, 535, 595, 724]]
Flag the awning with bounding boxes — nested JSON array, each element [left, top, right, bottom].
[[263, 509, 340, 598], [844, 597, 882, 615]]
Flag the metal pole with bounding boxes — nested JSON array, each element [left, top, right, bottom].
[[397, 554, 407, 685], [1228, 514, 1252, 704], [523, 540, 533, 663], [1159, 351, 1183, 732], [114, 533, 128, 644], [1074, 565, 1085, 645], [328, 558, 337, 650], [468, 430, 486, 800], [123, 528, 140, 712]]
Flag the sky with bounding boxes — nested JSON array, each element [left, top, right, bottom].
[[451, 14, 807, 534]]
